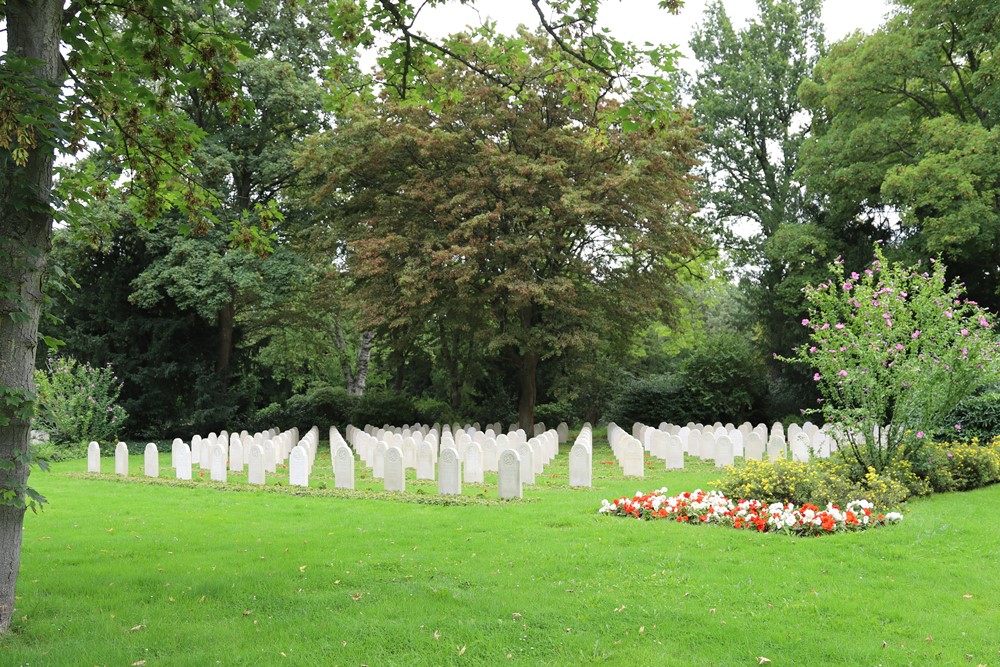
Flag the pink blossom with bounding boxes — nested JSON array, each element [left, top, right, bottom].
[[838, 370, 848, 377], [843, 282, 853, 291], [821, 323, 830, 330], [916, 431, 924, 439], [912, 330, 921, 339], [895, 344, 904, 351], [960, 329, 969, 336], [850, 272, 860, 280], [955, 424, 962, 431], [835, 323, 845, 330], [809, 346, 817, 353], [980, 317, 990, 328], [813, 373, 821, 382], [945, 310, 953, 318], [801, 318, 810, 326]]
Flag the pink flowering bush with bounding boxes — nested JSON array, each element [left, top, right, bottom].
[[34, 355, 128, 452], [598, 487, 902, 536], [785, 247, 1000, 472]]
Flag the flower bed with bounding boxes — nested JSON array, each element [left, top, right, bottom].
[[598, 488, 902, 536]]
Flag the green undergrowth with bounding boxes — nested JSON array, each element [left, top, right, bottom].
[[3, 433, 998, 666]]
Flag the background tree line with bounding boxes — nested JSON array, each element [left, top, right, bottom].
[[37, 0, 999, 441]]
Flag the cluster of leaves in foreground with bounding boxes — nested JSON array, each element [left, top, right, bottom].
[[599, 488, 901, 537]]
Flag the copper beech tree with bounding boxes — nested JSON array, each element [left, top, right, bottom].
[[299, 29, 703, 432]]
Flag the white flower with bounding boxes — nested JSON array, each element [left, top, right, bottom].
[[885, 512, 903, 522]]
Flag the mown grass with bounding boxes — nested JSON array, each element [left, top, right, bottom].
[[3, 434, 999, 666]]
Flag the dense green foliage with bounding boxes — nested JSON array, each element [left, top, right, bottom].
[[787, 248, 1000, 471], [32, 356, 128, 456]]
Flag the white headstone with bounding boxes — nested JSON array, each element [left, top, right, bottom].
[[438, 447, 461, 495], [87, 441, 101, 473], [568, 441, 592, 487], [666, 435, 684, 469], [334, 445, 355, 489], [211, 443, 227, 483], [373, 441, 387, 479], [416, 441, 435, 480], [170, 438, 182, 468], [517, 442, 535, 485], [175, 442, 192, 480], [289, 445, 308, 487], [767, 434, 786, 461], [622, 438, 644, 477], [701, 432, 717, 461], [557, 422, 569, 443], [384, 446, 405, 492], [144, 443, 159, 478], [497, 449, 522, 499], [687, 429, 702, 457], [263, 440, 277, 473], [191, 434, 202, 466], [115, 442, 128, 476], [247, 444, 265, 485], [229, 440, 244, 473], [791, 432, 811, 462], [464, 442, 484, 485], [715, 434, 734, 467], [744, 432, 764, 461], [482, 438, 498, 472]]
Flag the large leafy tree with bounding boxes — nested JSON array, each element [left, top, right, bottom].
[[800, 0, 999, 308], [1, 0, 688, 632], [688, 0, 862, 415], [300, 28, 702, 431]]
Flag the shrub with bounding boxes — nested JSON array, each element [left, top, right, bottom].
[[785, 247, 1000, 471], [33, 355, 128, 448], [602, 374, 689, 426], [351, 390, 418, 428], [922, 437, 1000, 493], [413, 397, 460, 425], [714, 456, 916, 510], [533, 400, 574, 426], [945, 391, 1000, 441]]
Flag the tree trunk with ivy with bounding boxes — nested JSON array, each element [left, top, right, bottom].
[[0, 0, 62, 633]]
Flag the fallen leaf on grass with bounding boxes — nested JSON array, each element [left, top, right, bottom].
[[926, 636, 934, 642], [458, 645, 466, 656], [298, 565, 307, 573], [638, 626, 644, 634], [129, 624, 144, 632], [433, 630, 440, 640], [351, 593, 362, 601], [963, 594, 973, 599], [757, 658, 771, 665], [512, 612, 521, 619], [243, 609, 252, 616], [882, 641, 887, 648], [131, 661, 146, 666], [614, 605, 625, 612]]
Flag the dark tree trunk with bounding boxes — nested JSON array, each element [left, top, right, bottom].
[[1, 0, 63, 633], [347, 331, 374, 396], [516, 352, 539, 433], [216, 299, 235, 374]]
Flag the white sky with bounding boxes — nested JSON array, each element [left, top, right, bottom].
[[410, 0, 894, 72]]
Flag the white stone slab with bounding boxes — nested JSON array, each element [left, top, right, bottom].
[[622, 438, 644, 477], [229, 440, 244, 473], [464, 442, 484, 485], [175, 442, 191, 480], [517, 442, 535, 485], [334, 445, 355, 489], [438, 447, 461, 495], [247, 443, 265, 485], [115, 442, 128, 476], [384, 446, 405, 492], [289, 445, 308, 487], [569, 441, 592, 487], [144, 443, 159, 478], [666, 435, 684, 469], [211, 443, 227, 483], [497, 449, 522, 499], [715, 434, 734, 467], [88, 441, 100, 474]]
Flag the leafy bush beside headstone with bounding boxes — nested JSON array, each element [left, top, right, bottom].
[[33, 355, 128, 450]]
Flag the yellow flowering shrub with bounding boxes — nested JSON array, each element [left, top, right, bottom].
[[922, 437, 1000, 492]]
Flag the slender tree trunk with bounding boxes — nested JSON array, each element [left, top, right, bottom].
[[349, 331, 374, 396], [516, 352, 539, 433], [216, 299, 234, 373], [1, 0, 63, 634]]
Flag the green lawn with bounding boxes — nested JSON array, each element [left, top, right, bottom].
[[3, 438, 998, 666]]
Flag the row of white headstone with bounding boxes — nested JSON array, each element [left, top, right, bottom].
[[344, 423, 569, 497], [602, 419, 841, 476], [89, 425, 322, 485]]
